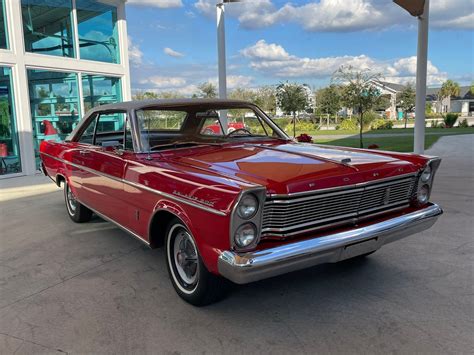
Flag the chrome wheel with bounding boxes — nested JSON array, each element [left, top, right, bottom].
[[167, 224, 199, 294], [66, 184, 77, 214], [174, 230, 198, 285]]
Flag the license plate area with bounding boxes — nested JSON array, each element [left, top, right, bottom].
[[340, 238, 379, 260]]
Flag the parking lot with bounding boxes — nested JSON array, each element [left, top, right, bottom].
[[1, 135, 473, 354]]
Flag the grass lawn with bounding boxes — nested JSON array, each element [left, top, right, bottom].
[[315, 135, 441, 152]]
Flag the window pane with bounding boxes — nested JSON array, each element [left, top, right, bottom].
[[27, 69, 80, 168], [21, 0, 74, 57], [82, 74, 121, 112], [0, 67, 22, 175], [136, 110, 187, 131], [95, 112, 126, 148], [76, 0, 119, 63], [78, 116, 96, 145], [0, 0, 8, 49]]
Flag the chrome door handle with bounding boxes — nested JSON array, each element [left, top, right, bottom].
[[79, 150, 90, 155]]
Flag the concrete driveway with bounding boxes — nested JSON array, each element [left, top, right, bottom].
[[1, 135, 473, 354]]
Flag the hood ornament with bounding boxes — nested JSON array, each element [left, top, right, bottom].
[[341, 158, 351, 164]]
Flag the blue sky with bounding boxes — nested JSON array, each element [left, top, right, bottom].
[[125, 0, 473, 95]]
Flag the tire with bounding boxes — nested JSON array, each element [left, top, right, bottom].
[[165, 218, 228, 306], [64, 181, 92, 223]]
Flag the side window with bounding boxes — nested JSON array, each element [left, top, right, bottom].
[[78, 116, 97, 144], [95, 112, 128, 148]]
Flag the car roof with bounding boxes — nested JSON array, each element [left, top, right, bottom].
[[88, 98, 255, 113]]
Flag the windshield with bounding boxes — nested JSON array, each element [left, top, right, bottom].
[[135, 105, 288, 152]]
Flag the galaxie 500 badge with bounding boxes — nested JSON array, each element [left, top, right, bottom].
[[173, 190, 215, 207]]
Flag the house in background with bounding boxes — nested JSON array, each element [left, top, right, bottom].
[[426, 86, 474, 116], [0, 0, 131, 177]]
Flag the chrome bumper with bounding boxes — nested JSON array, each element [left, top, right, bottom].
[[218, 203, 443, 284]]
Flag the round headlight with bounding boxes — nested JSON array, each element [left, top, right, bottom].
[[234, 223, 257, 248], [417, 184, 430, 205], [237, 194, 258, 219], [421, 165, 432, 182]]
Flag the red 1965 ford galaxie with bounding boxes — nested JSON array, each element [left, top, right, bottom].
[[40, 99, 443, 306]]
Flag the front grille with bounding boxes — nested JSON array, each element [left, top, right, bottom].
[[262, 175, 417, 237]]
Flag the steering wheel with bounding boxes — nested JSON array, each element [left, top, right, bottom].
[[226, 128, 253, 137]]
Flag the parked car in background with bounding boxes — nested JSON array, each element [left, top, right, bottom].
[[202, 120, 245, 135], [40, 99, 443, 306]]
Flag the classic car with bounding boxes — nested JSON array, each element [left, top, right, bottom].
[[202, 120, 245, 135], [40, 99, 443, 306]]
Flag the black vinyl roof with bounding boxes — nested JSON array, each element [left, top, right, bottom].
[[88, 99, 255, 113]]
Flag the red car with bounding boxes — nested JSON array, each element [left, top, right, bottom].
[[40, 99, 443, 306], [202, 120, 245, 135]]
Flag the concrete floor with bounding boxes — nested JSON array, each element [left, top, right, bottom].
[[0, 135, 473, 354]]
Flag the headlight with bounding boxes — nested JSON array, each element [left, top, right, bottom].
[[421, 165, 432, 182], [237, 194, 258, 219], [234, 223, 257, 248], [417, 184, 430, 205]]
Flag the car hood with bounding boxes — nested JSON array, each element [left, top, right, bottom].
[[169, 141, 420, 195]]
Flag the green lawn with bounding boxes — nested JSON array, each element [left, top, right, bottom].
[[315, 135, 441, 152], [296, 127, 474, 136]]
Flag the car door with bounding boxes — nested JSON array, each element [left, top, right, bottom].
[[83, 111, 131, 222]]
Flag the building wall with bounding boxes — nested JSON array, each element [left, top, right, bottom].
[[0, 0, 130, 178]]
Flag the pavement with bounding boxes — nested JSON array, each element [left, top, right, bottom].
[[0, 135, 473, 354]]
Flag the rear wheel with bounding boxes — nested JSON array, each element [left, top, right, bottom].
[[165, 218, 228, 306], [64, 182, 92, 223]]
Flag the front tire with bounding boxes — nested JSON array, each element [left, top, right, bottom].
[[64, 181, 92, 223], [165, 218, 228, 306]]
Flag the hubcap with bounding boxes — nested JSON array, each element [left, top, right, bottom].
[[173, 230, 198, 286], [66, 185, 77, 213]]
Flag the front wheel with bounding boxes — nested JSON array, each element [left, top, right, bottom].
[[165, 218, 228, 306], [64, 181, 92, 223]]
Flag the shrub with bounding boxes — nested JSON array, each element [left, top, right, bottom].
[[443, 113, 458, 128], [459, 118, 469, 128], [338, 118, 358, 131], [296, 133, 313, 143], [371, 119, 394, 130], [285, 121, 319, 133], [362, 111, 380, 129]]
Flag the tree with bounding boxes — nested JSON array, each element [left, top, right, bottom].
[[254, 86, 277, 115], [438, 80, 460, 113], [229, 87, 256, 102], [315, 85, 341, 122], [197, 82, 217, 98], [332, 65, 383, 148], [397, 84, 416, 128], [276, 82, 308, 137]]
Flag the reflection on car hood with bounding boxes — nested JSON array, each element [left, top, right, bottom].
[[170, 141, 420, 195]]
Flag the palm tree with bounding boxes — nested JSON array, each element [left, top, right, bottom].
[[438, 80, 460, 113]]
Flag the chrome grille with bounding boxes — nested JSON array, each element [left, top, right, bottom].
[[262, 175, 417, 237]]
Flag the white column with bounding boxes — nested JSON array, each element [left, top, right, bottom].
[[117, 1, 131, 101], [414, 0, 430, 154], [216, 2, 228, 132]]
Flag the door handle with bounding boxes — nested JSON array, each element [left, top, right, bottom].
[[79, 150, 90, 155]]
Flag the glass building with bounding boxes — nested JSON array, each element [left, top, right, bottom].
[[0, 0, 130, 177]]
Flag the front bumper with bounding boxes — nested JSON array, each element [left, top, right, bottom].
[[218, 203, 443, 284]]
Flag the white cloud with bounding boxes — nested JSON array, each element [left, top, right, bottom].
[[128, 0, 183, 8], [164, 47, 185, 58], [128, 36, 143, 66], [194, 0, 473, 31], [139, 76, 187, 89], [208, 75, 254, 89], [242, 40, 447, 85]]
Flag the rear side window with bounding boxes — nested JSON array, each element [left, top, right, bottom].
[[77, 112, 133, 150], [78, 116, 97, 144]]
